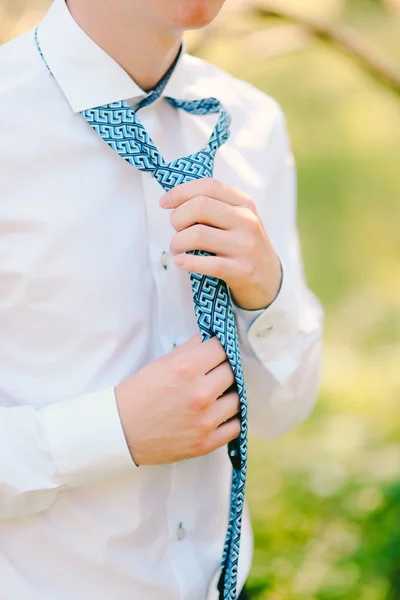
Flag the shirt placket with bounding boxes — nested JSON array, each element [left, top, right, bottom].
[[139, 102, 203, 600], [139, 102, 199, 353]]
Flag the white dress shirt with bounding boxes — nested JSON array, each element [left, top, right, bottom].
[[0, 1, 323, 598]]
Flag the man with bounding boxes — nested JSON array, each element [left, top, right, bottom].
[[0, 0, 323, 598]]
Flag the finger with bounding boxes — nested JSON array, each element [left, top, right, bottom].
[[186, 335, 227, 374], [172, 333, 202, 355], [170, 196, 240, 233], [204, 417, 241, 454], [211, 390, 241, 427], [160, 178, 252, 209], [174, 253, 239, 281], [170, 225, 239, 257], [205, 360, 235, 397]]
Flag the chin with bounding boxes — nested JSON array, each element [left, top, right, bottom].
[[173, 0, 225, 29]]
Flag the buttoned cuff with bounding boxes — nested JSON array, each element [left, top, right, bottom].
[[233, 261, 300, 384], [39, 388, 137, 488]]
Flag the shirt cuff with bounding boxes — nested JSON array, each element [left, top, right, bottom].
[[232, 261, 300, 383], [39, 387, 137, 488]]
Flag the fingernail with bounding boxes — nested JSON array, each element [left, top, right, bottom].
[[160, 193, 170, 207]]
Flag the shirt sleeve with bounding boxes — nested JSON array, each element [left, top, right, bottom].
[[0, 388, 136, 521], [232, 104, 324, 439]]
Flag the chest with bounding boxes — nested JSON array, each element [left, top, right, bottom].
[[0, 95, 270, 403], [0, 95, 269, 302]]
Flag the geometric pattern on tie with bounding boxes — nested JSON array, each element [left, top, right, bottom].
[[35, 27, 248, 600]]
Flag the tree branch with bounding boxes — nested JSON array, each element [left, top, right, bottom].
[[254, 2, 400, 96]]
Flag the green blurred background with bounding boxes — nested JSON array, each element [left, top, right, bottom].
[[1, 1, 399, 598]]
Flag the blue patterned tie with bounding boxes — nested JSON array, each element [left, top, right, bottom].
[[35, 29, 248, 600]]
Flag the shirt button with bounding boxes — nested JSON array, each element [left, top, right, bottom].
[[176, 522, 186, 541], [160, 251, 169, 270]]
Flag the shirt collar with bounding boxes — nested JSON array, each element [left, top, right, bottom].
[[38, 0, 188, 113]]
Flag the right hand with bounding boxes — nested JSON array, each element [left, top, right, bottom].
[[115, 334, 241, 466]]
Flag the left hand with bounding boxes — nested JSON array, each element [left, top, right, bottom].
[[160, 178, 282, 311]]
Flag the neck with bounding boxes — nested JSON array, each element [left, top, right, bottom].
[[66, 0, 183, 92]]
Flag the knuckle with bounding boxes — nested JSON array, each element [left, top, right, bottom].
[[193, 437, 210, 457], [238, 189, 255, 209], [175, 361, 195, 381], [239, 258, 255, 278], [196, 195, 210, 215], [214, 179, 225, 195], [239, 232, 257, 255], [167, 189, 176, 203], [197, 415, 214, 436], [204, 178, 217, 196], [245, 211, 260, 233], [245, 195, 256, 210], [214, 259, 225, 280], [192, 224, 204, 245], [189, 386, 212, 411]]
